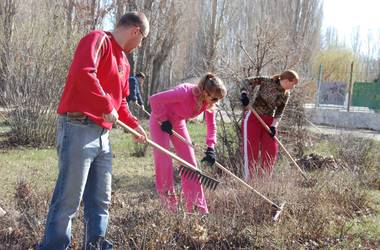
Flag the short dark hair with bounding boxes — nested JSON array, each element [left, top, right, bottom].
[[117, 11, 148, 36], [136, 72, 146, 79]]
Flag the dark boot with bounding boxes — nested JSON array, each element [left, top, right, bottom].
[[86, 236, 113, 250]]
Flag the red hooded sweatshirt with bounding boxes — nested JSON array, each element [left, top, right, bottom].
[[57, 30, 138, 129]]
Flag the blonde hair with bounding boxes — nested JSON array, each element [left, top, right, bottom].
[[272, 69, 299, 84], [193, 72, 227, 110]]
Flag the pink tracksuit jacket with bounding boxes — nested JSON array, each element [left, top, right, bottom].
[[149, 83, 216, 214]]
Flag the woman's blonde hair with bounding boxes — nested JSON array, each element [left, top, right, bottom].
[[272, 69, 299, 84], [194, 72, 227, 110]]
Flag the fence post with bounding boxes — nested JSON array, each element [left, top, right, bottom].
[[315, 64, 323, 108], [347, 61, 354, 112]]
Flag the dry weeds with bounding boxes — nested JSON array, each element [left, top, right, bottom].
[[0, 159, 377, 249]]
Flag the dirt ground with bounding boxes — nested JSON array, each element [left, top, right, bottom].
[[307, 124, 380, 141]]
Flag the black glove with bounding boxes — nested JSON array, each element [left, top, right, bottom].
[[160, 120, 173, 135], [240, 92, 250, 107], [201, 147, 216, 166], [269, 126, 276, 138]]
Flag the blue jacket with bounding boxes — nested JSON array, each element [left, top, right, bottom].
[[127, 76, 144, 106]]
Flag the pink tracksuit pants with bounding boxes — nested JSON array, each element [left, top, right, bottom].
[[149, 116, 208, 214], [241, 111, 279, 180]]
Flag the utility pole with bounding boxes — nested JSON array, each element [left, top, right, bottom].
[[315, 64, 323, 108], [347, 61, 354, 112]]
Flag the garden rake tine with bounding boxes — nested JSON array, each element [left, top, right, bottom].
[[198, 172, 218, 190], [178, 165, 220, 190], [116, 120, 220, 190]]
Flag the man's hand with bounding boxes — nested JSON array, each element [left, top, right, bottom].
[[160, 120, 173, 135], [269, 126, 276, 138], [134, 125, 147, 144], [201, 147, 216, 166], [103, 108, 119, 123]]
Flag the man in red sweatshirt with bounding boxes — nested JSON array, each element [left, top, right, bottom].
[[38, 12, 149, 250]]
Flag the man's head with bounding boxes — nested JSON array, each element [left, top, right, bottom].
[[115, 12, 149, 53]]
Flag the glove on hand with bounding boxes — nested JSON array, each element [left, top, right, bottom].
[[240, 92, 250, 107], [160, 120, 173, 135], [201, 147, 216, 166], [269, 126, 276, 138]]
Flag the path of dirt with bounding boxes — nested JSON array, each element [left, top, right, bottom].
[[307, 124, 380, 141]]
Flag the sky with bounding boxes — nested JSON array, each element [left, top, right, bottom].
[[322, 0, 380, 53]]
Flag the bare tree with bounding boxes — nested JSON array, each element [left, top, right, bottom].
[[71, 0, 113, 32], [64, 0, 75, 41], [323, 26, 339, 48], [0, 0, 17, 94], [130, 0, 181, 103], [351, 26, 361, 56], [149, 1, 180, 93]]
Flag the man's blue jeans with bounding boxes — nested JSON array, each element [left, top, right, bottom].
[[38, 116, 113, 250]]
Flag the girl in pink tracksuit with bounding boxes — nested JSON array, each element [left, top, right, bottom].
[[240, 70, 299, 180], [149, 73, 227, 214]]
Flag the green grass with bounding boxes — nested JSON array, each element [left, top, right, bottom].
[[0, 148, 57, 201], [0, 119, 209, 202], [337, 190, 380, 248], [305, 135, 380, 248]]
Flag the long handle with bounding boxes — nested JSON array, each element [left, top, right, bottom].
[[137, 104, 196, 148], [247, 106, 308, 180], [134, 104, 280, 208], [116, 120, 201, 174]]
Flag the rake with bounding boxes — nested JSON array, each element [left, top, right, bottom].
[[116, 119, 220, 190], [134, 103, 286, 221]]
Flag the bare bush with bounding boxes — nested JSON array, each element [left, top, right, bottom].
[[330, 135, 379, 191], [3, 44, 70, 147], [0, 1, 79, 147], [280, 87, 310, 158], [331, 135, 375, 171], [130, 143, 149, 158], [0, 0, 115, 147]]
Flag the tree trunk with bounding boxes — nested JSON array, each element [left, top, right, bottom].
[[65, 0, 75, 41], [90, 0, 97, 30], [115, 0, 125, 23], [206, 0, 217, 71], [0, 0, 16, 93]]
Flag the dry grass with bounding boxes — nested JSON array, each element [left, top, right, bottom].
[[0, 165, 378, 249]]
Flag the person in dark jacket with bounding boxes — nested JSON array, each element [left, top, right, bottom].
[[127, 72, 146, 109]]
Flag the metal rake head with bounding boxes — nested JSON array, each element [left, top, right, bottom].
[[178, 165, 220, 190], [272, 202, 286, 221]]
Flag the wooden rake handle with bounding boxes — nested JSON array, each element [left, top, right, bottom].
[[247, 106, 308, 180], [134, 104, 280, 208], [136, 103, 197, 148], [169, 129, 278, 207], [116, 120, 202, 175]]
